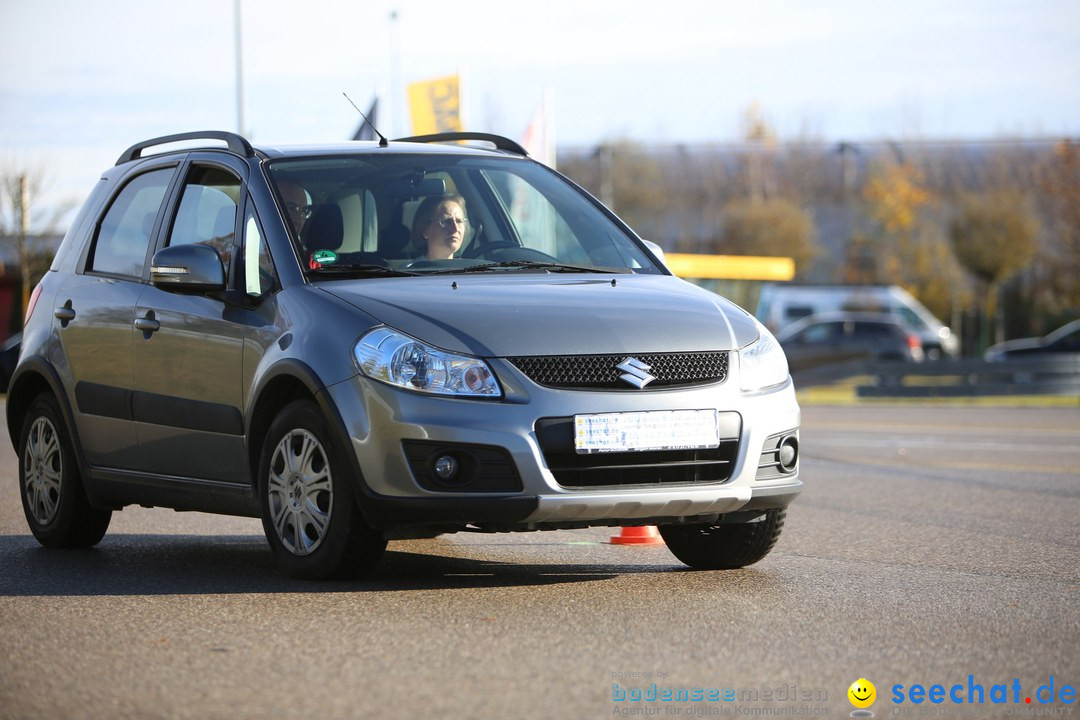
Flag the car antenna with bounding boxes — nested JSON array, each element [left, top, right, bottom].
[[343, 92, 388, 147]]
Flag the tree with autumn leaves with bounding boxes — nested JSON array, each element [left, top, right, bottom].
[[948, 192, 1040, 349], [556, 128, 1080, 354], [716, 106, 819, 273], [858, 158, 969, 330], [1033, 140, 1080, 322], [857, 152, 1056, 353]]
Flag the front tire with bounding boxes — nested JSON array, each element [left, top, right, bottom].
[[19, 393, 111, 548], [660, 509, 786, 570], [258, 400, 386, 580]]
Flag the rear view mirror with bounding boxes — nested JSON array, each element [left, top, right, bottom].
[[150, 244, 226, 293]]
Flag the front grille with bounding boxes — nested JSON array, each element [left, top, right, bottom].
[[508, 352, 728, 390], [535, 415, 741, 488]]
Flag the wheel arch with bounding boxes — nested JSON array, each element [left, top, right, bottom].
[[247, 361, 323, 483], [6, 359, 81, 464], [246, 360, 368, 489]]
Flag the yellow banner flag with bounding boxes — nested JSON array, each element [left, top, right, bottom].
[[407, 74, 462, 135]]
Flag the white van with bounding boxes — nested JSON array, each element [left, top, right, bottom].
[[756, 284, 958, 359]]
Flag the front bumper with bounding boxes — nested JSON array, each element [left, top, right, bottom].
[[325, 359, 801, 533]]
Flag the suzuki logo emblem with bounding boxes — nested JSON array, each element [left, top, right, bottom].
[[616, 357, 656, 389]]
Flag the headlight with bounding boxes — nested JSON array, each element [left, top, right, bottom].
[[739, 320, 790, 392], [354, 327, 501, 398]]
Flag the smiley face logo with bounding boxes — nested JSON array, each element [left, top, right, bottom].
[[848, 678, 876, 709]]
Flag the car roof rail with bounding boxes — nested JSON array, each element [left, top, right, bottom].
[[116, 130, 256, 165], [394, 132, 528, 157]]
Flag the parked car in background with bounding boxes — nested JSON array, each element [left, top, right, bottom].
[[984, 319, 1080, 361], [0, 332, 20, 394], [7, 130, 801, 581], [757, 284, 957, 359], [776, 312, 924, 374]]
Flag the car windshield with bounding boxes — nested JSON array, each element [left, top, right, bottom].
[[265, 154, 662, 277]]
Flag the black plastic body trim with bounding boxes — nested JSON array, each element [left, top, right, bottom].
[[74, 381, 244, 435], [402, 440, 524, 493], [132, 390, 244, 435], [358, 493, 539, 531], [7, 357, 83, 454], [743, 487, 801, 511], [87, 468, 259, 516], [74, 381, 132, 421]]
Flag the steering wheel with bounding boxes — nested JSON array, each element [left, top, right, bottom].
[[463, 240, 523, 259]]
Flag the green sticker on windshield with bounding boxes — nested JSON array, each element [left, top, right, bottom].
[[312, 250, 338, 265]]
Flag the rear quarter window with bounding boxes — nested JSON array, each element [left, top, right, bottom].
[[51, 179, 110, 272]]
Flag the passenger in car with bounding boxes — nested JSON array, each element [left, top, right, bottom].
[[278, 181, 312, 237], [410, 194, 467, 260]]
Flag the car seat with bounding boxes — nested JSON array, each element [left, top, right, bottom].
[[304, 204, 344, 253]]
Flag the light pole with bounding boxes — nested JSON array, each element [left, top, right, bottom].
[[234, 0, 245, 135], [390, 10, 401, 137]]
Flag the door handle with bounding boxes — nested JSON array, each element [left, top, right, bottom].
[[134, 312, 160, 334], [54, 303, 76, 326]]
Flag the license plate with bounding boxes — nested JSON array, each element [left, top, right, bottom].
[[573, 409, 720, 454]]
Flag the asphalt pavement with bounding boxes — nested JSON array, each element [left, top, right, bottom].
[[0, 403, 1077, 719]]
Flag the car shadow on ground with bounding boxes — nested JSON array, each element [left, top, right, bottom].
[[0, 533, 684, 596]]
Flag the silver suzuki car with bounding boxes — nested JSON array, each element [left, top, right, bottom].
[[8, 131, 800, 579]]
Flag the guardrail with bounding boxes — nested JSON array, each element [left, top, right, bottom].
[[791, 355, 1080, 398]]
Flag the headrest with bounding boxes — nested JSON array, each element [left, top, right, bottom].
[[304, 204, 343, 252]]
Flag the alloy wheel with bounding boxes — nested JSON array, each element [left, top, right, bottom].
[[267, 429, 333, 556], [23, 416, 63, 526]]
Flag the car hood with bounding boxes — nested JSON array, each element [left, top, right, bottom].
[[984, 337, 1042, 360], [318, 274, 760, 357]]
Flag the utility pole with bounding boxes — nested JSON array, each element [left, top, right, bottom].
[[597, 144, 614, 212], [17, 174, 30, 322]]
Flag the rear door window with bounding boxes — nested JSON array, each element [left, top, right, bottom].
[[851, 322, 894, 340]]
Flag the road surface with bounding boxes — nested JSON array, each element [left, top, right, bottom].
[[1, 404, 1077, 718]]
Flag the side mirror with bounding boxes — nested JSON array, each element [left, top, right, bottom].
[[642, 239, 668, 269], [150, 244, 226, 293]]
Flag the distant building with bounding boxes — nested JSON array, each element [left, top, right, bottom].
[[0, 233, 63, 340]]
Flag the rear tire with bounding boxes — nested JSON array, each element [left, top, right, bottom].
[[258, 400, 386, 580], [19, 393, 111, 548], [660, 509, 786, 570]]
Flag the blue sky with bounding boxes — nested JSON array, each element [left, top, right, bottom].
[[1, 0, 1078, 226]]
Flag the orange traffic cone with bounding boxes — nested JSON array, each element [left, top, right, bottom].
[[609, 525, 665, 545]]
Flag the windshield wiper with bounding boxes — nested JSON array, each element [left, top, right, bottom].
[[429, 260, 624, 275], [308, 264, 417, 278]]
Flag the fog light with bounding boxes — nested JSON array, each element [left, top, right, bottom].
[[433, 454, 459, 481], [778, 436, 799, 472]]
